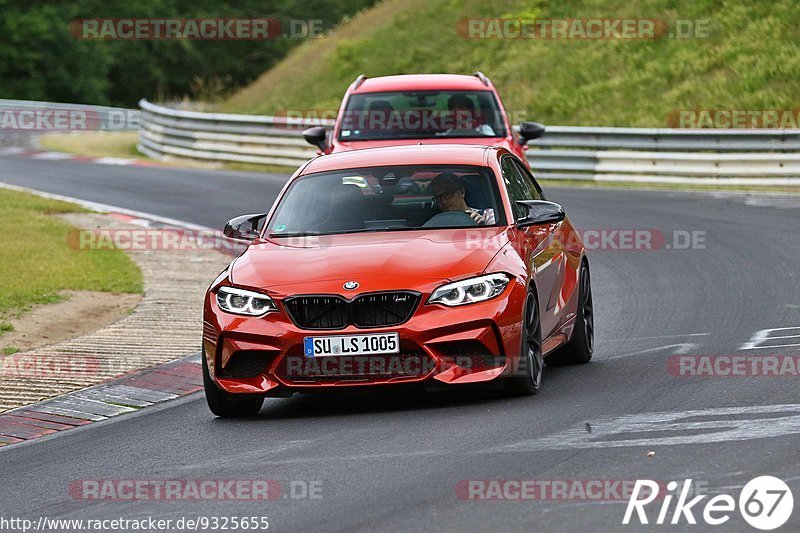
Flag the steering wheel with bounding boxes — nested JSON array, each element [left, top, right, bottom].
[[422, 211, 478, 228]]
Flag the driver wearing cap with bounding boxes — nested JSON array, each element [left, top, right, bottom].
[[430, 172, 495, 225]]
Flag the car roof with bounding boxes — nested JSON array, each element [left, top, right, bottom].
[[352, 74, 491, 94], [300, 144, 501, 175]]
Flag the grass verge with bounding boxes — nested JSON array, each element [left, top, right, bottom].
[[0, 189, 143, 335], [39, 132, 141, 159]]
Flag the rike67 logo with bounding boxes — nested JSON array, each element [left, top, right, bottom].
[[623, 476, 794, 530]]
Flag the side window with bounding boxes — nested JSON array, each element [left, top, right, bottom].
[[512, 159, 544, 201], [500, 156, 533, 220]]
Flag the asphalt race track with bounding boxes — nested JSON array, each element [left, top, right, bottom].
[[1, 156, 799, 532]]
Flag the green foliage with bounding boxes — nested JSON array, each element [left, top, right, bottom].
[[223, 0, 800, 127], [0, 0, 375, 106]]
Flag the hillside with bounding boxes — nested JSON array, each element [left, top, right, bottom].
[[221, 0, 800, 127]]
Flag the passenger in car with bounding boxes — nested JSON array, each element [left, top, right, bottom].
[[447, 94, 496, 136], [430, 172, 495, 225]]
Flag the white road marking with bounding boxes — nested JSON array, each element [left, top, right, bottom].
[[602, 333, 708, 342], [604, 342, 700, 361], [0, 147, 26, 155], [741, 326, 800, 350], [201, 403, 800, 466], [495, 403, 800, 452], [0, 182, 213, 232], [743, 196, 800, 209], [746, 343, 800, 350], [93, 157, 136, 166], [31, 151, 74, 160]]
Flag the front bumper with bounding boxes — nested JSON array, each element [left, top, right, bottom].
[[203, 279, 528, 395], [203, 280, 525, 395]]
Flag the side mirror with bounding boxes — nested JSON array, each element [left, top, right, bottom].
[[223, 213, 267, 241], [515, 200, 565, 227], [302, 126, 328, 151], [518, 121, 546, 144]]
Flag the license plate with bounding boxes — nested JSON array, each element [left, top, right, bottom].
[[303, 333, 400, 357]]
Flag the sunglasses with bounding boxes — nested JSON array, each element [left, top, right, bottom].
[[434, 188, 462, 202]]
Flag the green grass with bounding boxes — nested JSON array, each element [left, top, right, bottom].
[[0, 189, 143, 323], [222, 0, 800, 127], [2, 347, 19, 355], [39, 132, 141, 160]]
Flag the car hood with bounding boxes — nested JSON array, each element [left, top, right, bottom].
[[230, 227, 510, 296]]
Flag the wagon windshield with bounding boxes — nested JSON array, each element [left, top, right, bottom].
[[338, 90, 507, 141], [266, 165, 506, 237]]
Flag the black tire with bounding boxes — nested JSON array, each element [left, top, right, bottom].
[[506, 289, 544, 395], [202, 348, 264, 417], [545, 261, 593, 366]]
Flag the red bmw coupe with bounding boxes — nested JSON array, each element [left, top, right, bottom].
[[203, 144, 592, 416]]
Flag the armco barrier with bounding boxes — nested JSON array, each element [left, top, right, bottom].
[[137, 99, 800, 185]]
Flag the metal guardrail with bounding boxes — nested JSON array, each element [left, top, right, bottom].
[[138, 99, 800, 185]]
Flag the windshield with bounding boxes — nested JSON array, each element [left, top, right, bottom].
[[267, 165, 507, 237], [337, 90, 507, 141]]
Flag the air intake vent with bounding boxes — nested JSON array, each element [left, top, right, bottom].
[[220, 350, 275, 378], [435, 341, 504, 369]]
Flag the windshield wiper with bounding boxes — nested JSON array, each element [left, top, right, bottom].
[[268, 231, 322, 238], [323, 227, 420, 235], [270, 226, 483, 238], [342, 132, 443, 141], [434, 130, 496, 138], [269, 228, 417, 238]]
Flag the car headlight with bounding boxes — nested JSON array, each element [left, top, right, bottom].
[[216, 286, 277, 316], [428, 273, 510, 306]]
